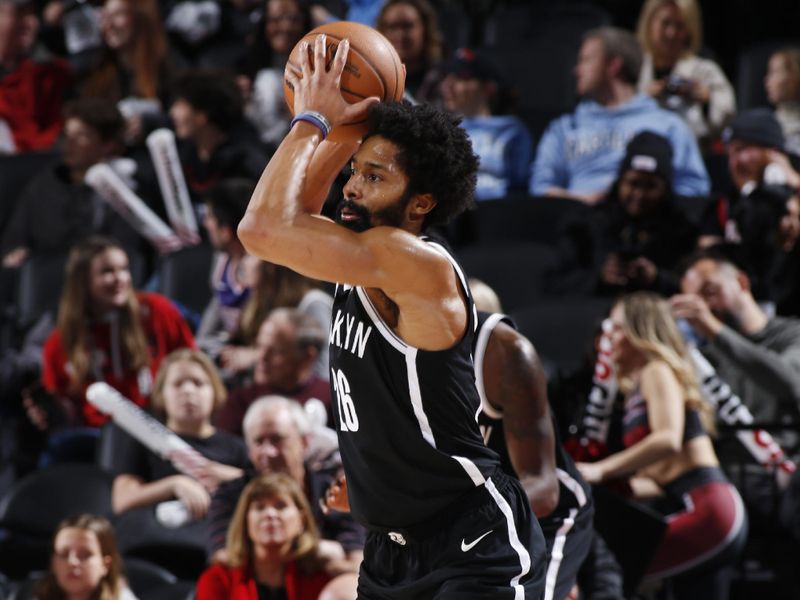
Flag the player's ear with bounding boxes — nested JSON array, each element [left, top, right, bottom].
[[408, 193, 436, 220]]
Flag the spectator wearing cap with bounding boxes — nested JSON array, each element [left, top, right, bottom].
[[529, 27, 709, 204], [440, 48, 533, 201], [0, 0, 71, 153], [547, 130, 699, 296], [700, 108, 800, 313]]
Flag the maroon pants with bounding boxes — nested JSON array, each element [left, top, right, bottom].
[[645, 467, 747, 580]]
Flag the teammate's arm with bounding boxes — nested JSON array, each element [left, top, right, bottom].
[[237, 36, 462, 317], [484, 322, 559, 517]]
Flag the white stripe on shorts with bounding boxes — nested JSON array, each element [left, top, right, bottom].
[[485, 477, 531, 600], [543, 507, 578, 600]]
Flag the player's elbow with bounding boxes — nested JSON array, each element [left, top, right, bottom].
[[532, 485, 560, 519], [523, 471, 560, 518], [238, 213, 273, 258]]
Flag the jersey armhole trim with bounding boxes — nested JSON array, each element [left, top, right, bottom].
[[475, 313, 507, 421]]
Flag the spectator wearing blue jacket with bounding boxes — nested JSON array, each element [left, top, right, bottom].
[[442, 48, 534, 201], [530, 27, 709, 204]]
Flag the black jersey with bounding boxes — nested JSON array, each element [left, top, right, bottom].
[[474, 312, 593, 528], [329, 239, 501, 530]]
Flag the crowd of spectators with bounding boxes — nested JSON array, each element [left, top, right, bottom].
[[1, 0, 799, 598]]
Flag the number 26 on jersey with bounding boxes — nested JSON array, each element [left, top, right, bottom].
[[332, 368, 359, 432]]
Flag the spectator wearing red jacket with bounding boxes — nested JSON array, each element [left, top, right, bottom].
[[37, 236, 195, 429], [0, 0, 71, 153], [196, 473, 355, 600]]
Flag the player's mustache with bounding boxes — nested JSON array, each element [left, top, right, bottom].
[[335, 199, 373, 232]]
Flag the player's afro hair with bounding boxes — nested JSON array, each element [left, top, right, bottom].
[[364, 102, 478, 228]]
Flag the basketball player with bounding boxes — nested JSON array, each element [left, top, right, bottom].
[[238, 35, 546, 598], [474, 312, 594, 600]]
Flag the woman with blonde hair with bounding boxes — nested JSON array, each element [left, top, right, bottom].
[[636, 0, 735, 146], [34, 514, 136, 600], [765, 47, 800, 155], [196, 473, 355, 600], [576, 292, 747, 599]]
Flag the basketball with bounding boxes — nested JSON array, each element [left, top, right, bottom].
[[284, 21, 405, 143]]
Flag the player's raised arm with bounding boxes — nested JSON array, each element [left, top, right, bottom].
[[239, 34, 479, 350]]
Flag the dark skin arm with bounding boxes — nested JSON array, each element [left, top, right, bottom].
[[483, 321, 559, 518]]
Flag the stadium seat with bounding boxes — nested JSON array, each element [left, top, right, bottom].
[[456, 241, 556, 313], [459, 194, 592, 247], [0, 464, 114, 579], [13, 255, 67, 332], [480, 4, 611, 141], [436, 4, 474, 54], [157, 243, 214, 317], [124, 557, 178, 597], [510, 296, 612, 377], [0, 151, 59, 238]]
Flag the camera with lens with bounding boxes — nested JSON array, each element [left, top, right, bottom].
[[735, 180, 794, 242], [664, 76, 690, 96]]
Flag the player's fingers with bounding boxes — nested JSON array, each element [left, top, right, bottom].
[[313, 34, 327, 75], [298, 40, 312, 78], [331, 38, 350, 85]]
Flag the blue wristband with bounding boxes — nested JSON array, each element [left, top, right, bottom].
[[291, 111, 332, 139]]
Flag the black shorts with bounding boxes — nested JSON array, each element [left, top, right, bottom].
[[540, 500, 594, 600], [356, 471, 546, 599]]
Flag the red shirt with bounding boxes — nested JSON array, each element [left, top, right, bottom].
[[0, 57, 71, 152], [196, 562, 332, 600], [215, 377, 332, 436], [42, 292, 196, 426]]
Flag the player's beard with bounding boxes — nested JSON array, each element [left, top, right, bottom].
[[335, 188, 413, 232]]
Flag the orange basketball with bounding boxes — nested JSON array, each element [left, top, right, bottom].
[[284, 21, 405, 143]]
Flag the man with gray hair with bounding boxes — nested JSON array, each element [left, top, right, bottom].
[[215, 307, 332, 436], [207, 395, 365, 575], [529, 26, 709, 203]]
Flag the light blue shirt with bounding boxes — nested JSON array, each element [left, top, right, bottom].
[[529, 94, 710, 197]]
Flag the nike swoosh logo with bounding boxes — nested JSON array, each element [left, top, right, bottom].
[[461, 530, 492, 552]]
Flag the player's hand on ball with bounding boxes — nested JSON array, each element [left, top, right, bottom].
[[285, 34, 378, 131], [322, 472, 350, 513]]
